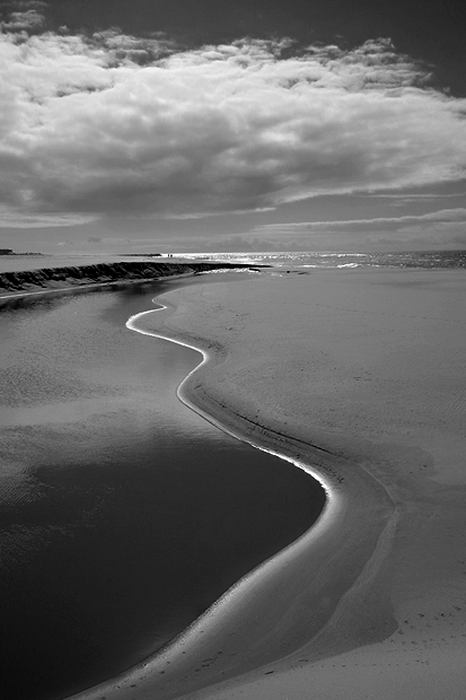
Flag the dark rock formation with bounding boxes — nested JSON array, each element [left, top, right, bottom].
[[0, 261, 251, 297]]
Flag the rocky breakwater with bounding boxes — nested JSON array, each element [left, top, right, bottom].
[[0, 260, 250, 301]]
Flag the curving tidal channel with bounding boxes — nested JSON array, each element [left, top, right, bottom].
[[0, 279, 325, 700]]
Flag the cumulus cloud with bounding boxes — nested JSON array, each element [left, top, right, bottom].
[[1, 1, 47, 32], [1, 29, 466, 227], [90, 28, 177, 65]]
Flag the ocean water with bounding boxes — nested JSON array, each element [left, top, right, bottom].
[[0, 280, 325, 700], [181, 249, 466, 269], [1, 250, 465, 276]]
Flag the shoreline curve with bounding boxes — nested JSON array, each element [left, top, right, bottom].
[[68, 285, 396, 700], [127, 303, 333, 495]]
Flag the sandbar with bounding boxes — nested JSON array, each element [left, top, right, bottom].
[[71, 267, 466, 700]]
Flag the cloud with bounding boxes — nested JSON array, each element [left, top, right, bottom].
[[0, 206, 95, 228], [90, 28, 177, 65], [367, 192, 466, 199], [1, 1, 47, 32], [245, 207, 466, 250], [253, 208, 466, 234], [251, 208, 466, 240], [1, 30, 466, 227]]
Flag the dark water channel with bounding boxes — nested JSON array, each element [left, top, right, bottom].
[[0, 280, 325, 700]]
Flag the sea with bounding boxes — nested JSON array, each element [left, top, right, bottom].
[[0, 279, 325, 700], [1, 249, 465, 275], [180, 249, 466, 269]]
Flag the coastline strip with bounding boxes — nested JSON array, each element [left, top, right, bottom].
[[127, 304, 333, 494], [70, 267, 466, 700], [67, 286, 394, 700]]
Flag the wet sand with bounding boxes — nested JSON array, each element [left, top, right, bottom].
[[72, 267, 466, 700], [0, 276, 327, 700]]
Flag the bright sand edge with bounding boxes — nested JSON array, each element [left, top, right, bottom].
[[71, 267, 466, 700]]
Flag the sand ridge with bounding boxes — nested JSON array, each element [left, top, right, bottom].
[[70, 267, 466, 700]]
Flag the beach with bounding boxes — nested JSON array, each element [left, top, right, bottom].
[[1, 271, 329, 700], [2, 0, 466, 695], [71, 265, 466, 700]]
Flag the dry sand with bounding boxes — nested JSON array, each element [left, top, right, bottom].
[[73, 267, 466, 700]]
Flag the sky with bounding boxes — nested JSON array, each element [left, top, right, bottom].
[[1, 0, 466, 254]]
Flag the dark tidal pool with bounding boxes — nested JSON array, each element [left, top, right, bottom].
[[0, 279, 325, 700]]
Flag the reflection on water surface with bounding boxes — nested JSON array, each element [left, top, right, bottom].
[[0, 281, 325, 700]]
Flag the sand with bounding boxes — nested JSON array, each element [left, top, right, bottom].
[[70, 266, 466, 700]]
